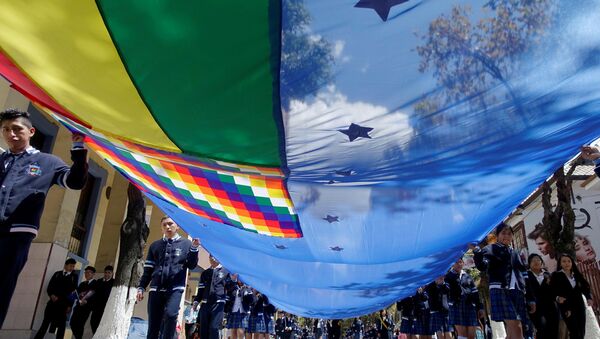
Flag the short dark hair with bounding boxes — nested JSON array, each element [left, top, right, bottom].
[[495, 222, 513, 235], [84, 266, 96, 273], [0, 109, 32, 128], [65, 258, 77, 265], [104, 265, 113, 272], [527, 253, 544, 266]]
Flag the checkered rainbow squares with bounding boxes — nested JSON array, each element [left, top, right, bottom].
[[54, 114, 302, 238]]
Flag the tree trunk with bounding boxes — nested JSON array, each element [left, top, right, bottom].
[[541, 161, 582, 258], [93, 183, 150, 338]]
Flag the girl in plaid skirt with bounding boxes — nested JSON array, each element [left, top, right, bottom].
[[474, 223, 531, 339], [396, 297, 416, 339], [426, 277, 452, 339], [445, 258, 482, 339], [263, 295, 277, 337], [249, 292, 269, 338], [413, 287, 434, 337], [226, 282, 254, 339]]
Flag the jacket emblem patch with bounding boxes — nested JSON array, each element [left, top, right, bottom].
[[26, 162, 42, 177]]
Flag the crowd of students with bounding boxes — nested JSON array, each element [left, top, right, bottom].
[[394, 223, 595, 339], [31, 260, 114, 339]]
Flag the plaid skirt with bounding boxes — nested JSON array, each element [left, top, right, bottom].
[[430, 310, 450, 332], [449, 299, 479, 327], [490, 288, 527, 322], [399, 318, 414, 334], [248, 314, 267, 333], [226, 312, 249, 329], [265, 315, 275, 334], [414, 313, 433, 335]]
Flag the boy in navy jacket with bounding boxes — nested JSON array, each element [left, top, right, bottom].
[[194, 255, 237, 339], [136, 216, 200, 339], [0, 109, 88, 327]]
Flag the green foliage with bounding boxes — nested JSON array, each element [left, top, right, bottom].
[[281, 0, 334, 109], [415, 0, 555, 116]]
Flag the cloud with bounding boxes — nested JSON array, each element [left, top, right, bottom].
[[332, 40, 351, 63], [283, 86, 414, 181]]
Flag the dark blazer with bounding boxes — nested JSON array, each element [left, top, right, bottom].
[[474, 243, 527, 291], [75, 279, 96, 306], [47, 270, 78, 306], [426, 281, 450, 312], [445, 269, 481, 309], [413, 290, 430, 316], [550, 270, 592, 316], [525, 270, 554, 308], [225, 284, 254, 313], [194, 265, 236, 305], [92, 278, 114, 312], [397, 296, 415, 319]]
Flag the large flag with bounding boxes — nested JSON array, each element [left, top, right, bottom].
[[1, 0, 599, 317]]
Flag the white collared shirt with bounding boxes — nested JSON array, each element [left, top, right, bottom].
[[560, 270, 576, 288], [232, 289, 243, 313], [531, 270, 545, 285]]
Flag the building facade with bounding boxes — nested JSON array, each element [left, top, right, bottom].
[[0, 78, 208, 338]]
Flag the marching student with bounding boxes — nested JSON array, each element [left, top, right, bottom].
[[445, 258, 482, 339], [264, 295, 277, 338], [0, 109, 88, 327], [34, 258, 78, 339], [413, 287, 434, 338], [375, 309, 394, 339], [525, 253, 559, 339], [226, 281, 254, 339], [136, 216, 200, 339], [397, 296, 416, 339], [351, 317, 363, 339], [249, 291, 269, 339], [550, 253, 593, 339], [426, 276, 452, 339], [90, 265, 114, 333], [194, 255, 237, 339], [70, 265, 97, 339], [473, 223, 531, 339]]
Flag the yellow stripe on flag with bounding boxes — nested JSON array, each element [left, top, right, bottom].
[[0, 1, 179, 152]]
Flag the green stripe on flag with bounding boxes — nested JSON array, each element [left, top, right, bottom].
[[97, 0, 282, 166]]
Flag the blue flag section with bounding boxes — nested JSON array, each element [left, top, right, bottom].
[[2, 0, 599, 319], [147, 0, 600, 318]]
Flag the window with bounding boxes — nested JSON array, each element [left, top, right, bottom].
[[68, 161, 107, 257], [27, 104, 58, 153]]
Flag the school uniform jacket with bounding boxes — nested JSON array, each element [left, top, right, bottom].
[[225, 284, 254, 313], [550, 270, 592, 316], [474, 243, 528, 291], [413, 291, 430, 317], [138, 234, 199, 292], [0, 146, 87, 236], [92, 278, 114, 312], [396, 296, 415, 319], [445, 269, 482, 308], [425, 281, 450, 312], [75, 279, 96, 307], [525, 270, 554, 309], [194, 265, 236, 305], [47, 270, 78, 306]]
